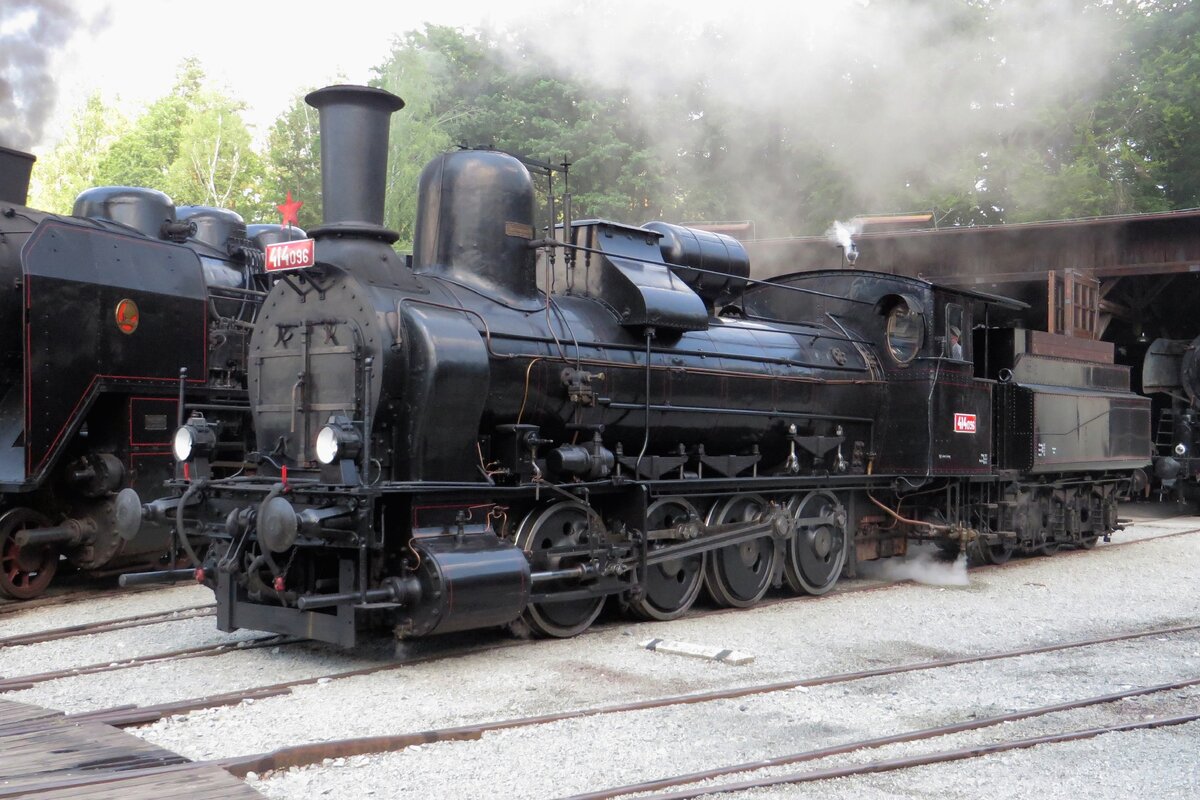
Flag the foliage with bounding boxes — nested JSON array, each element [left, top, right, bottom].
[[374, 26, 693, 230], [92, 58, 267, 219], [1103, 0, 1200, 209], [262, 92, 324, 230], [27, 93, 126, 213], [371, 33, 457, 249]]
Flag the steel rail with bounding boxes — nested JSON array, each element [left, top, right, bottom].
[[620, 712, 1200, 800], [561, 677, 1200, 799], [0, 581, 170, 616], [0, 605, 214, 648], [211, 622, 1200, 778], [0, 635, 297, 693]]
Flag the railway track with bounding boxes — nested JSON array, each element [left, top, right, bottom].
[[0, 518, 1194, 798], [0, 581, 165, 616], [586, 709, 1200, 800], [0, 635, 296, 693], [211, 622, 1199, 777], [1, 524, 1195, 716], [0, 604, 214, 648], [7, 620, 1194, 797]]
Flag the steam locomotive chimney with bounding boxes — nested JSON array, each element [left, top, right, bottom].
[[0, 146, 36, 206], [304, 85, 405, 242]]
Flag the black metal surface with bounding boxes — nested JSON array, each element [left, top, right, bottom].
[[397, 532, 531, 637], [0, 160, 277, 596], [305, 85, 405, 242], [21, 218, 208, 481], [569, 219, 710, 331], [72, 186, 177, 239], [413, 150, 540, 303], [644, 220, 750, 305], [0, 147, 34, 206]]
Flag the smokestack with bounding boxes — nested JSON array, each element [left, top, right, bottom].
[[304, 85, 405, 242], [0, 146, 35, 206]]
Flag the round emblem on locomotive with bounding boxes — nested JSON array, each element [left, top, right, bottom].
[[114, 298, 139, 334]]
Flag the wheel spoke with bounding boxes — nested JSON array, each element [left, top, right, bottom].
[[628, 498, 705, 621], [703, 494, 778, 608], [515, 501, 605, 638], [0, 508, 58, 600], [783, 491, 847, 596]]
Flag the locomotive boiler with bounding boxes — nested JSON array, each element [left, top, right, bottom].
[[0, 145, 298, 598], [141, 85, 1151, 646]]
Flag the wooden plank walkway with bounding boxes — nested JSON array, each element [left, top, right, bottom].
[[0, 698, 261, 798]]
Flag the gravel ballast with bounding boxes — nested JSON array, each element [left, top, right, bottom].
[[0, 506, 1195, 799]]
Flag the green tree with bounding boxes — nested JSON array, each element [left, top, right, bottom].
[[166, 91, 264, 212], [374, 26, 681, 233], [95, 59, 204, 190], [95, 58, 266, 219], [28, 93, 127, 213], [372, 35, 457, 248], [1102, 0, 1200, 208], [261, 91, 323, 230]]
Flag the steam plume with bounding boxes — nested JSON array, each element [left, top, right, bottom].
[[859, 547, 970, 587], [491, 0, 1118, 233], [0, 1, 105, 150], [826, 220, 859, 250]]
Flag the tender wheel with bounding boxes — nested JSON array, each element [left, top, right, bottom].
[[1079, 535, 1100, 550], [0, 508, 58, 599], [627, 497, 705, 621], [703, 494, 779, 608], [783, 491, 847, 595], [514, 501, 605, 638]]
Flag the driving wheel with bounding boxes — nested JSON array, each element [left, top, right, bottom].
[[0, 508, 58, 599], [702, 494, 779, 608], [514, 501, 605, 638], [627, 497, 705, 621], [782, 491, 847, 595]]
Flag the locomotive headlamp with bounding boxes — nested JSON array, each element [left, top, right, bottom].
[[315, 414, 362, 465], [172, 413, 217, 462], [1175, 442, 1188, 457]]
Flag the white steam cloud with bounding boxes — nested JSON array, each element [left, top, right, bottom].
[[859, 548, 970, 587], [492, 0, 1117, 232]]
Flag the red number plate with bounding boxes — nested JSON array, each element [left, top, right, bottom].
[[953, 413, 977, 433], [265, 238, 316, 271]]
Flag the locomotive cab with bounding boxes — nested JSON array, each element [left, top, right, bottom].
[[742, 271, 1013, 477]]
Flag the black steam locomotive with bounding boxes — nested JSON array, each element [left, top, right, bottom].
[[0, 144, 298, 598], [137, 85, 1151, 646], [1143, 335, 1200, 503]]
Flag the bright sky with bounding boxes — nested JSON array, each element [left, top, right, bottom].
[[37, 0, 558, 151]]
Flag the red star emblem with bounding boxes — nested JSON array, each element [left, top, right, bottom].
[[277, 191, 303, 227]]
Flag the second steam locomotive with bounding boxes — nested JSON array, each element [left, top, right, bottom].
[[0, 145, 299, 598], [137, 85, 1151, 645]]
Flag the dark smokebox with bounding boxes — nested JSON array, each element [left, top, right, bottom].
[[304, 85, 405, 242], [0, 146, 35, 206]]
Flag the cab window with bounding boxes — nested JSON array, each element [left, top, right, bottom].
[[886, 302, 923, 363], [945, 303, 965, 360]]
